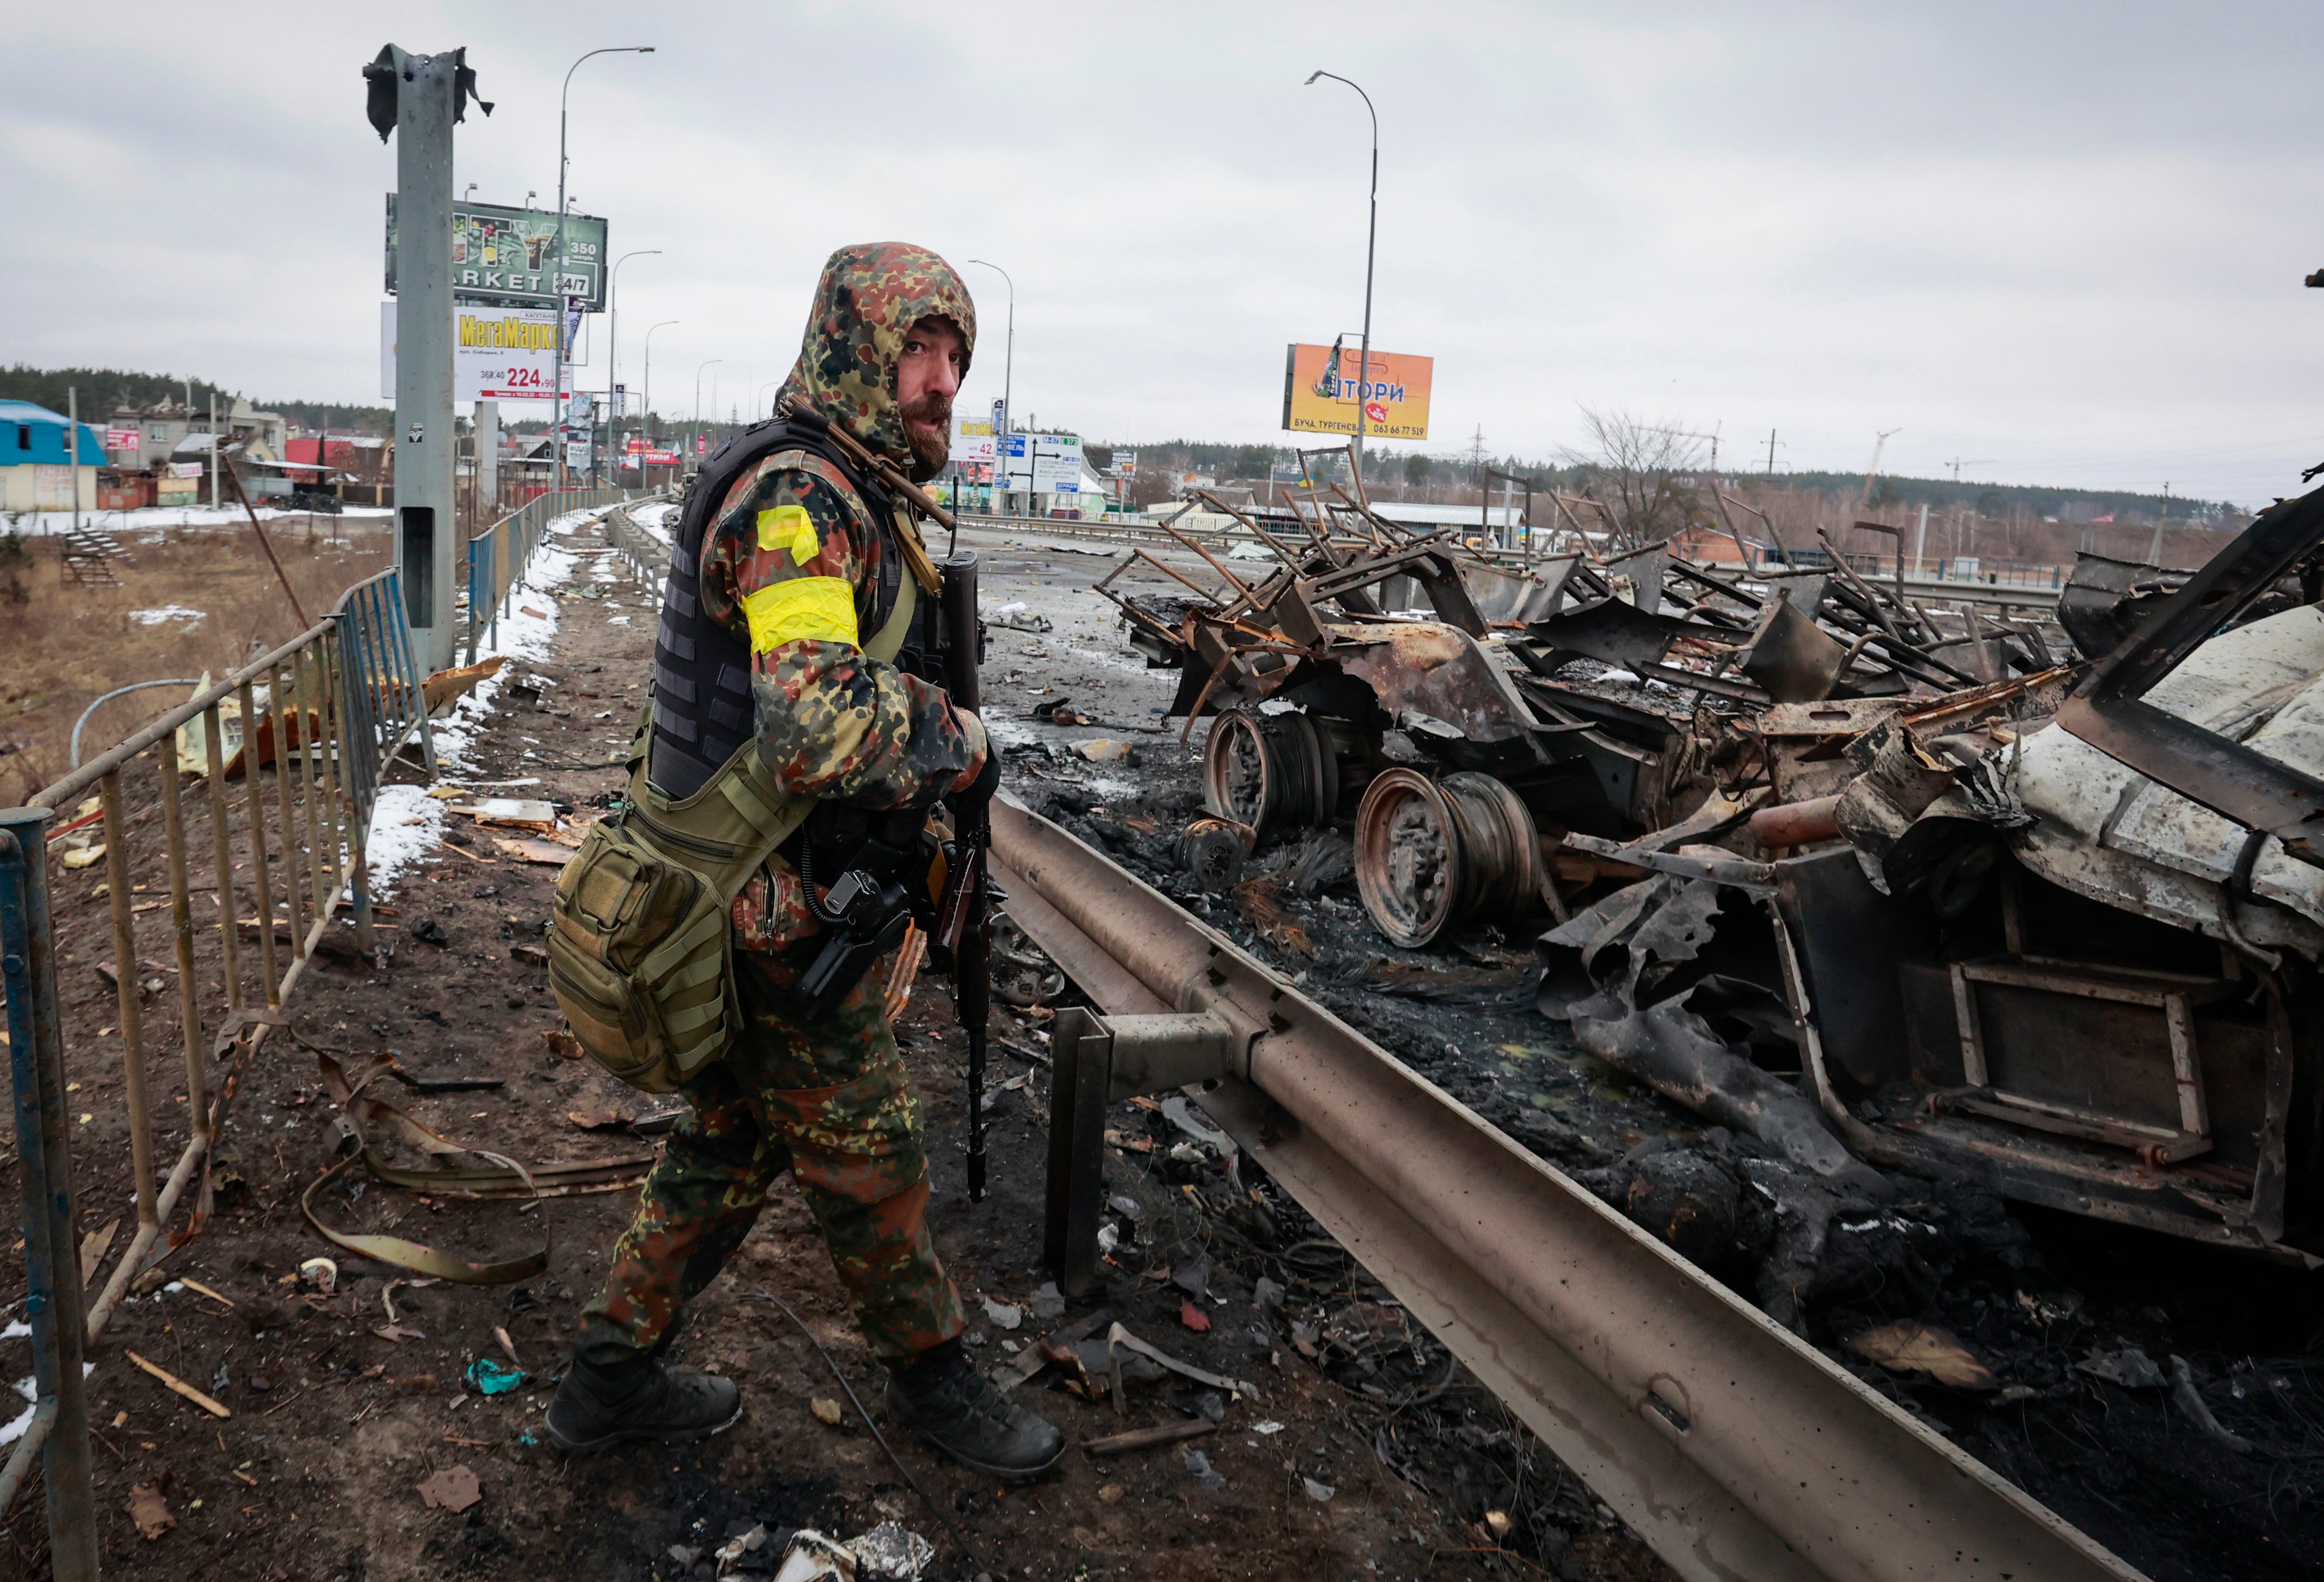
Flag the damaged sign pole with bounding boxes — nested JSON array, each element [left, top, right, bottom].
[[366, 43, 489, 673]]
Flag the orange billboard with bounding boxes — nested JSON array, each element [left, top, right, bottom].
[[1282, 340, 1433, 440]]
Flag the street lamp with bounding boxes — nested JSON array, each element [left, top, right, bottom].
[[964, 259, 1013, 440], [551, 44, 655, 490], [642, 320, 677, 478], [606, 248, 660, 482], [757, 379, 783, 418], [1305, 70, 1379, 474], [694, 357, 723, 467]]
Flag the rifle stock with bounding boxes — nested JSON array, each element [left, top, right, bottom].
[[937, 551, 992, 1200]]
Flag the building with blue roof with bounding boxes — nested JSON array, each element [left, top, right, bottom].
[[1, 400, 108, 513]]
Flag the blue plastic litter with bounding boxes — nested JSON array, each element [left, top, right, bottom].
[[465, 1357, 527, 1396]]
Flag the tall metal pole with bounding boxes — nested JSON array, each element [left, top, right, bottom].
[[694, 358, 721, 465], [551, 45, 654, 493], [643, 320, 676, 481], [1306, 72, 1378, 477], [607, 248, 658, 484], [386, 46, 461, 670], [66, 385, 80, 534]]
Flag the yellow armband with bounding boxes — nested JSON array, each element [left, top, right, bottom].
[[741, 576, 860, 653]]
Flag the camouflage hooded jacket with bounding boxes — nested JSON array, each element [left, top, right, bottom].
[[698, 242, 986, 952]]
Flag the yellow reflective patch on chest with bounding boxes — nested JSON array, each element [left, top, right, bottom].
[[755, 503, 821, 567], [741, 575, 860, 653]]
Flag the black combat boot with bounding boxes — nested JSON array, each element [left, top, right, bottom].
[[883, 1338, 1065, 1481], [543, 1349, 744, 1456]]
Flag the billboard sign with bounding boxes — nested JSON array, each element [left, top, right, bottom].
[[104, 427, 140, 452], [997, 432, 1083, 494], [1282, 341, 1433, 440], [379, 303, 562, 402], [1113, 449, 1137, 478], [385, 194, 610, 312], [950, 415, 997, 464]]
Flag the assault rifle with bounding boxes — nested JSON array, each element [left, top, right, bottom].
[[935, 550, 994, 1200]]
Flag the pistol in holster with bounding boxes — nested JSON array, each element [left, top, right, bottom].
[[789, 801, 940, 1022]]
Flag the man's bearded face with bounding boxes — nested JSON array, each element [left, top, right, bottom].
[[896, 317, 966, 476]]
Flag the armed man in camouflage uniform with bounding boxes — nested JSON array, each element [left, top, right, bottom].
[[545, 243, 1062, 1479]]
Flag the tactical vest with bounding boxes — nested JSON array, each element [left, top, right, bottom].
[[649, 411, 932, 800]]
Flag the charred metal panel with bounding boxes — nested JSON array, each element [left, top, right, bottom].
[[1773, 848, 1931, 1091]]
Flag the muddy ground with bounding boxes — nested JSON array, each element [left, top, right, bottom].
[[5, 510, 2321, 1582]]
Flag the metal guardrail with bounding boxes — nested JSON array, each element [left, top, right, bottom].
[[464, 487, 645, 663], [0, 567, 434, 1574], [602, 497, 674, 581], [991, 795, 2145, 1582]]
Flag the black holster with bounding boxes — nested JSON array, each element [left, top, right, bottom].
[[789, 802, 937, 1021]]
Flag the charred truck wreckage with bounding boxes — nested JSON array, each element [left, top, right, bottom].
[[1092, 454, 2324, 1271]]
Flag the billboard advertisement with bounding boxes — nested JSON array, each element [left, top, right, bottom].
[[385, 195, 610, 312], [1282, 341, 1433, 440], [379, 303, 562, 401], [997, 432, 1083, 494], [950, 415, 997, 464]]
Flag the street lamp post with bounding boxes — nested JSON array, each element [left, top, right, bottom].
[[606, 248, 659, 485], [642, 319, 677, 483], [551, 44, 654, 492], [757, 379, 783, 419], [964, 259, 1014, 440], [1305, 71, 1379, 477], [694, 357, 723, 469]]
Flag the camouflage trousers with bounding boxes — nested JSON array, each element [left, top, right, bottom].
[[577, 935, 964, 1366]]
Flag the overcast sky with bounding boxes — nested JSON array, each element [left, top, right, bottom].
[[6, 2, 2324, 505]]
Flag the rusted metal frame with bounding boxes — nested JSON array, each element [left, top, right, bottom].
[[310, 638, 349, 908], [1194, 489, 1311, 576], [271, 661, 306, 959], [1155, 515, 1264, 608], [201, 701, 240, 1012], [239, 675, 280, 1001], [1946, 960, 2221, 1160], [291, 648, 327, 931], [2056, 485, 2324, 861], [156, 737, 209, 1128], [98, 770, 160, 1232], [989, 798, 2144, 1582]]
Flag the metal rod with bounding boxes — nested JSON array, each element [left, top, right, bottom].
[[294, 649, 327, 928], [271, 663, 305, 958], [100, 769, 160, 1225], [0, 812, 100, 1579], [157, 734, 208, 1124], [240, 676, 280, 1001], [203, 700, 240, 1012]]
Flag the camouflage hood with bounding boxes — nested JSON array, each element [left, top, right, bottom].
[[775, 242, 974, 479]]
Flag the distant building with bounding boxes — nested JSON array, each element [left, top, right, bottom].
[[0, 399, 107, 512], [104, 395, 287, 472]]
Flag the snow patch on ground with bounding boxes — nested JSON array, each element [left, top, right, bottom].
[[2, 1364, 93, 1448], [364, 783, 444, 902], [17, 505, 391, 537], [128, 605, 206, 627], [629, 500, 678, 542], [360, 504, 608, 894]]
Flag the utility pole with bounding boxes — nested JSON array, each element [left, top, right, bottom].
[[2148, 482, 2171, 565], [475, 399, 499, 522], [365, 42, 488, 671], [1763, 427, 1780, 476], [67, 386, 80, 534], [208, 392, 219, 510]]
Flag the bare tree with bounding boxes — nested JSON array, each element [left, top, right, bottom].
[[1561, 406, 1708, 550]]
